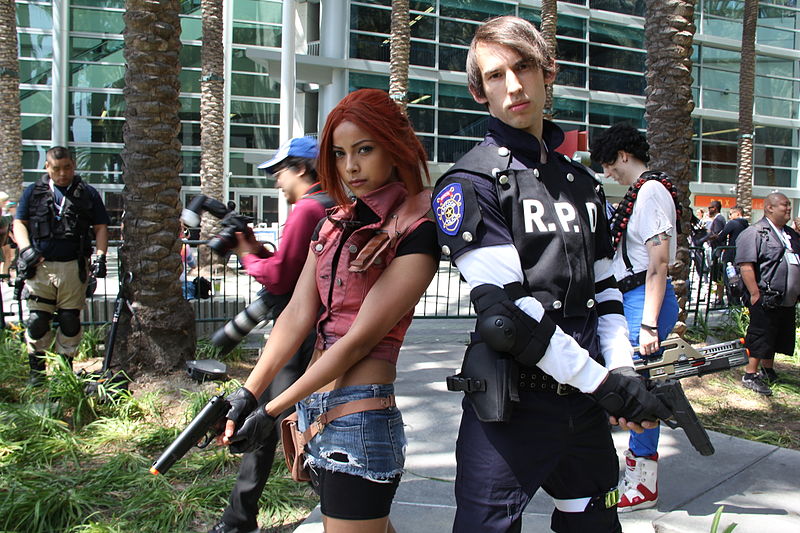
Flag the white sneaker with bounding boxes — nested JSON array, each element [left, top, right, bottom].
[[617, 449, 658, 512]]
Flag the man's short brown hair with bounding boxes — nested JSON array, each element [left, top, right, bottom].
[[467, 16, 556, 100]]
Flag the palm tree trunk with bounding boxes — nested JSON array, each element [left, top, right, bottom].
[[644, 0, 696, 326], [0, 0, 23, 201], [199, 0, 226, 271], [540, 0, 558, 120], [389, 0, 410, 114], [736, 0, 758, 219], [120, 0, 195, 373]]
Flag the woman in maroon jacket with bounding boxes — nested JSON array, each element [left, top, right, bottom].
[[221, 89, 439, 533]]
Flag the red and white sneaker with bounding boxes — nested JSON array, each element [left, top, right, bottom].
[[617, 449, 658, 512]]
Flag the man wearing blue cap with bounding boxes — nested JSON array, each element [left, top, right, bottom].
[[210, 136, 333, 533]]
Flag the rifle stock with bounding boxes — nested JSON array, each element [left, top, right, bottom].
[[150, 394, 230, 475]]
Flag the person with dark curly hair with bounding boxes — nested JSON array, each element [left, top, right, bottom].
[[590, 123, 680, 512]]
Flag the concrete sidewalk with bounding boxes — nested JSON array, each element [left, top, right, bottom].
[[294, 319, 800, 533]]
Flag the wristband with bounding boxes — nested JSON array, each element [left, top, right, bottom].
[[640, 323, 658, 332]]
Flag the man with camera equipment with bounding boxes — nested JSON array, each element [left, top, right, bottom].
[[209, 136, 333, 533], [13, 146, 109, 386], [736, 192, 800, 396]]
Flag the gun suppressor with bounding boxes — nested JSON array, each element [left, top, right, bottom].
[[150, 395, 229, 475], [211, 296, 271, 356]]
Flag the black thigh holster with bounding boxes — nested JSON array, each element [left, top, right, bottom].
[[447, 339, 520, 423]]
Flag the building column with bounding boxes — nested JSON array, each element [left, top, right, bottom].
[[51, 0, 69, 146], [222, 0, 234, 204], [278, 0, 297, 226], [319, 0, 347, 119]]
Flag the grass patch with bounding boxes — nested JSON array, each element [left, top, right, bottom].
[[0, 332, 317, 533]]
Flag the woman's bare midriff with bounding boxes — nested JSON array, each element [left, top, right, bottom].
[[308, 348, 397, 392]]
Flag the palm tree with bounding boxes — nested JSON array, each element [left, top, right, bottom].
[[0, 0, 22, 201], [736, 0, 759, 219], [540, 0, 558, 120], [643, 0, 696, 324], [119, 0, 195, 372], [389, 0, 410, 113], [198, 0, 226, 269]]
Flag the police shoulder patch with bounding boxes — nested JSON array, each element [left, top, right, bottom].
[[434, 182, 465, 236]]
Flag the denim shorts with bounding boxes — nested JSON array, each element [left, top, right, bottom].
[[296, 383, 406, 482]]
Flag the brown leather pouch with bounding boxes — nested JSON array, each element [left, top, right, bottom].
[[281, 412, 310, 482]]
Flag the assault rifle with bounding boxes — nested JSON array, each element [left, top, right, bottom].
[[635, 337, 748, 380], [634, 337, 748, 457], [149, 394, 230, 476]]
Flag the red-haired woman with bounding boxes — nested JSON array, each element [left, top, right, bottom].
[[221, 89, 438, 533]]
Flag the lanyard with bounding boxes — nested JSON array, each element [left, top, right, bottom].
[[765, 218, 792, 252], [47, 178, 67, 218]]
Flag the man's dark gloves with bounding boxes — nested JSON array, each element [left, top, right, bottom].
[[225, 386, 258, 430], [92, 254, 107, 278], [228, 406, 276, 454], [17, 246, 41, 280], [590, 367, 671, 424]]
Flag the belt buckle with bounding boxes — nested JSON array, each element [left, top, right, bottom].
[[556, 383, 573, 396]]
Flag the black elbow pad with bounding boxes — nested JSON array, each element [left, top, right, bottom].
[[472, 284, 556, 367]]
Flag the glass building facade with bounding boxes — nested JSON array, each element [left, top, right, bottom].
[[14, 0, 800, 228]]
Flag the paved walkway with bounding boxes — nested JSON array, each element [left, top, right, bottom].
[[293, 319, 800, 533]]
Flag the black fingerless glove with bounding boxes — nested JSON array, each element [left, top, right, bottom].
[[92, 254, 107, 278], [228, 406, 276, 454], [590, 367, 671, 424], [17, 246, 41, 280], [225, 386, 258, 430]]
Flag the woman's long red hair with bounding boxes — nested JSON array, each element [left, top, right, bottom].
[[318, 89, 430, 206]]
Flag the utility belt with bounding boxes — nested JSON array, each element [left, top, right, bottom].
[[617, 270, 647, 293], [446, 333, 583, 423]]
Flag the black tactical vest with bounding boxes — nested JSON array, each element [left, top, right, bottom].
[[442, 145, 609, 318], [29, 175, 94, 249]]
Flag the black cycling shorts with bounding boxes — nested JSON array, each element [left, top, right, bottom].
[[309, 467, 401, 520]]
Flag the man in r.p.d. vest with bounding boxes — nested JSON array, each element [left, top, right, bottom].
[[14, 146, 110, 385]]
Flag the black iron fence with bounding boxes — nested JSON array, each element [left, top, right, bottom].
[[1, 240, 733, 336]]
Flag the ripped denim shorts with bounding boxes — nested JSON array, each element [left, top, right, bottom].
[[296, 383, 406, 482]]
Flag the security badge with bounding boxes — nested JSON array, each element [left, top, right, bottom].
[[434, 183, 465, 236]]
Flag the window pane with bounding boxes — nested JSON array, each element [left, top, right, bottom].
[[440, 0, 514, 21], [71, 8, 125, 34], [70, 91, 125, 117], [407, 106, 435, 133], [558, 15, 586, 38], [180, 69, 201, 93], [349, 72, 388, 92], [230, 101, 280, 126], [232, 22, 281, 47], [74, 0, 125, 8], [19, 60, 52, 86], [17, 3, 53, 30], [589, 45, 644, 72], [558, 65, 587, 88], [411, 14, 435, 40], [754, 167, 793, 187], [701, 162, 736, 184], [69, 117, 124, 143], [439, 82, 484, 112], [589, 69, 645, 95], [701, 47, 740, 72], [590, 21, 643, 48], [231, 73, 279, 98], [179, 122, 201, 146], [558, 39, 586, 64], [70, 37, 124, 64], [590, 0, 644, 17], [754, 146, 797, 168], [19, 33, 53, 59], [21, 89, 51, 114], [440, 19, 477, 46], [411, 41, 436, 67], [234, 0, 282, 24], [755, 96, 797, 119], [438, 45, 467, 71], [352, 5, 390, 34], [438, 111, 486, 137], [22, 116, 51, 140], [701, 119, 739, 142], [409, 79, 435, 106], [71, 63, 126, 89], [71, 147, 124, 174], [180, 44, 201, 69], [554, 98, 586, 123], [756, 125, 797, 146], [589, 103, 644, 128], [701, 141, 736, 164], [230, 125, 279, 150], [181, 17, 202, 41], [351, 33, 389, 62], [22, 145, 48, 171], [701, 88, 738, 112]]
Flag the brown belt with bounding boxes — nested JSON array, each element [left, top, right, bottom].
[[302, 394, 396, 443]]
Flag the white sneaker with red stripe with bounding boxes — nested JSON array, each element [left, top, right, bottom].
[[617, 449, 658, 512]]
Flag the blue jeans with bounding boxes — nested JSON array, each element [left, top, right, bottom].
[[622, 280, 679, 457], [296, 383, 406, 482]]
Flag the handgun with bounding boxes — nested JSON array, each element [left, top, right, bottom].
[[150, 394, 230, 475], [649, 379, 715, 456]]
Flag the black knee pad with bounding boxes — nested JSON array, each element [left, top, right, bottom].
[[28, 310, 54, 339], [57, 309, 82, 337]]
